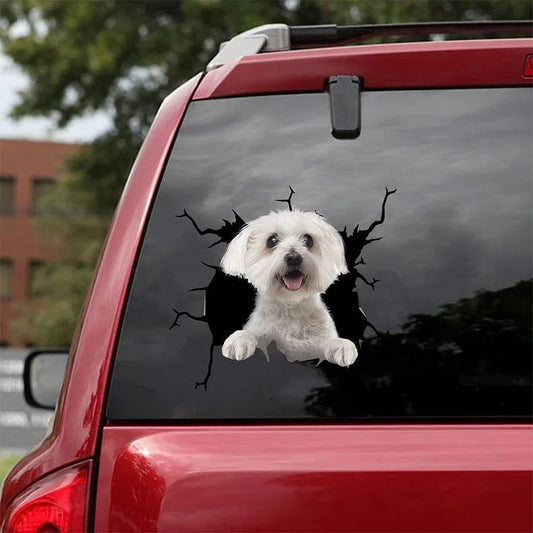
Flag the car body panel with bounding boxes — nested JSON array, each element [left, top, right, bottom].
[[0, 73, 203, 513], [94, 425, 533, 532], [194, 39, 533, 100]]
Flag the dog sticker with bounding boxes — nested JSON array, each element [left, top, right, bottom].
[[172, 187, 395, 387], [221, 210, 358, 366]]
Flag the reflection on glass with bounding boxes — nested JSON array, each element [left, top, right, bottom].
[[29, 352, 68, 408], [306, 279, 532, 418]]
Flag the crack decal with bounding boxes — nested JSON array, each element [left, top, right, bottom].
[[171, 187, 395, 389]]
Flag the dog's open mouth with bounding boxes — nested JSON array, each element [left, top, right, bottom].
[[281, 270, 305, 291]]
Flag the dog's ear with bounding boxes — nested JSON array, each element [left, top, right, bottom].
[[221, 225, 251, 277], [317, 217, 348, 277], [329, 228, 349, 276]]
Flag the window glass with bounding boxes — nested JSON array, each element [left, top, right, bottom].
[[28, 261, 45, 298], [0, 259, 14, 299], [31, 178, 55, 215], [0, 177, 15, 216], [107, 89, 532, 421]]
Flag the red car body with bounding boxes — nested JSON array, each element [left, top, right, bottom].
[[2, 35, 532, 532]]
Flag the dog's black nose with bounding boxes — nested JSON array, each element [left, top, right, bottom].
[[285, 251, 302, 267]]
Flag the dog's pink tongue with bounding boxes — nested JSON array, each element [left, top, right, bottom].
[[283, 274, 303, 291]]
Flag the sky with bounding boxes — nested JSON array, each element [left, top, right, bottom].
[[0, 50, 111, 143]]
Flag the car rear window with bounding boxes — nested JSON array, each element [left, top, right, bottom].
[[107, 88, 532, 421]]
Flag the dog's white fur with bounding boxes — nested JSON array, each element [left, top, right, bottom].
[[220, 210, 358, 366]]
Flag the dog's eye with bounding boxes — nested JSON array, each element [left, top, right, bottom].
[[303, 234, 314, 248], [266, 234, 279, 249]]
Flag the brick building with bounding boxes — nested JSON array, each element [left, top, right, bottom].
[[0, 139, 81, 346]]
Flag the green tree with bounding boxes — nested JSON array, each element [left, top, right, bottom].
[[1, 0, 531, 345], [306, 279, 533, 418]]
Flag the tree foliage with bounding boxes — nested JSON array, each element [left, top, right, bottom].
[[306, 280, 532, 418], [1, 0, 531, 345]]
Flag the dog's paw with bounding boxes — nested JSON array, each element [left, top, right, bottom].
[[222, 330, 258, 361], [324, 338, 358, 367]]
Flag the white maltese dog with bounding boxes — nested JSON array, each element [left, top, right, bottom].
[[220, 210, 358, 367]]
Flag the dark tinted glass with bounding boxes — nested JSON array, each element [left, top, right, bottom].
[[107, 89, 532, 421]]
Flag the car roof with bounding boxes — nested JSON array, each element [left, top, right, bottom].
[[195, 38, 533, 100]]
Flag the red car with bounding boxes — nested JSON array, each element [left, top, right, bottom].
[[2, 21, 532, 532]]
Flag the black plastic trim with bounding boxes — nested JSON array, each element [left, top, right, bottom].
[[328, 75, 362, 140], [290, 21, 533, 47]]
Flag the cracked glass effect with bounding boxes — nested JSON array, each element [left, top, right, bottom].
[[107, 89, 532, 421], [171, 187, 394, 388]]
